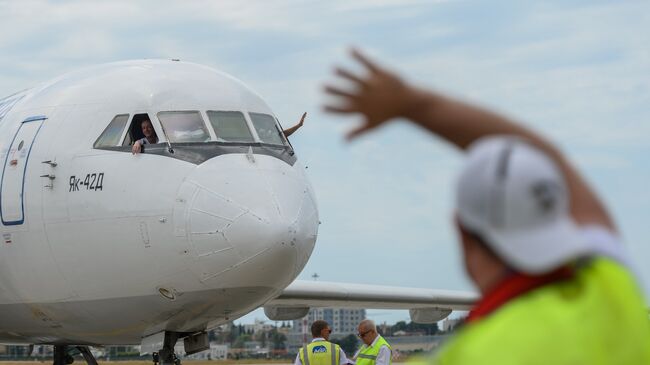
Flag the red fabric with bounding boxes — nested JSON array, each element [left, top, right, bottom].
[[466, 267, 574, 323]]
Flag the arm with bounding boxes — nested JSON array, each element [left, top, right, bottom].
[[375, 346, 391, 365], [324, 49, 616, 232], [132, 139, 143, 154], [283, 112, 307, 138], [339, 347, 350, 365]]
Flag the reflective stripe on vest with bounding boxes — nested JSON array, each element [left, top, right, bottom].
[[300, 341, 339, 365], [357, 354, 377, 360]]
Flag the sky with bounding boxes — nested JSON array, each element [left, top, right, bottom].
[[1, 0, 648, 325]]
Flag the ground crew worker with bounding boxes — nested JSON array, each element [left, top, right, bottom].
[[295, 320, 349, 365], [324, 49, 650, 364], [353, 320, 392, 365]]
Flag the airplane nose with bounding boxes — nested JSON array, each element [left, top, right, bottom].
[[173, 154, 318, 287]]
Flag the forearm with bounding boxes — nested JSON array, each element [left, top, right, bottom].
[[402, 87, 533, 149], [283, 124, 300, 137], [402, 86, 615, 230]]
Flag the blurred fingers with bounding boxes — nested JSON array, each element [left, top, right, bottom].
[[335, 67, 367, 87], [323, 85, 357, 99], [323, 104, 357, 114], [351, 48, 380, 74]]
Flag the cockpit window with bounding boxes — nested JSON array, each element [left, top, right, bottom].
[[158, 111, 210, 143], [206, 111, 255, 143], [94, 114, 129, 148], [249, 112, 285, 145], [122, 113, 156, 146]]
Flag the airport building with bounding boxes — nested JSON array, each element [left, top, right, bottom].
[[242, 319, 277, 335], [288, 308, 366, 352], [440, 316, 466, 332]]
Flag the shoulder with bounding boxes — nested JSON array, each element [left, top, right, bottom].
[[578, 225, 625, 260], [378, 336, 391, 347], [435, 256, 648, 364], [432, 315, 547, 364], [376, 338, 392, 356], [574, 225, 643, 295]]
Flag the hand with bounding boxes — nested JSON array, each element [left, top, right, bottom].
[[324, 48, 413, 140], [132, 140, 142, 154]]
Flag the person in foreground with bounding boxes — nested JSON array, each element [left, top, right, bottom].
[[353, 320, 392, 365], [295, 320, 349, 365], [324, 49, 650, 364]]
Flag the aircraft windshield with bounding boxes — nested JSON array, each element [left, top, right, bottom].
[[207, 111, 255, 143], [158, 111, 210, 143], [249, 112, 285, 145], [93, 110, 296, 165], [95, 114, 129, 148]]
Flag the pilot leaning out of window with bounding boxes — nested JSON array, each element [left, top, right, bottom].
[[132, 118, 158, 154]]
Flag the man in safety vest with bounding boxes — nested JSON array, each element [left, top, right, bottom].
[[296, 320, 350, 365], [323, 49, 650, 364], [353, 320, 392, 365]]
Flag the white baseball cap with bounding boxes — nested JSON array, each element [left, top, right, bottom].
[[456, 136, 593, 274]]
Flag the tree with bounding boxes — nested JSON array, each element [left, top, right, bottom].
[[260, 331, 267, 348], [228, 323, 239, 343], [269, 328, 287, 350], [233, 334, 252, 349], [332, 334, 359, 355], [389, 321, 439, 335]]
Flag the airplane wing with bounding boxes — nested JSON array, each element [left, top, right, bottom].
[[264, 280, 478, 323]]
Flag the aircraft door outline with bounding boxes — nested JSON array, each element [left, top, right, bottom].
[[1, 115, 47, 226]]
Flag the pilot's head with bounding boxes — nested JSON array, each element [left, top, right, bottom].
[[141, 119, 156, 139]]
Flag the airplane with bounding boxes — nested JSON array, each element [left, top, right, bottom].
[[0, 59, 477, 365]]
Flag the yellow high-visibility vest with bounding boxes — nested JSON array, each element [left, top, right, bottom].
[[299, 340, 341, 365], [427, 258, 650, 364], [356, 336, 392, 365]]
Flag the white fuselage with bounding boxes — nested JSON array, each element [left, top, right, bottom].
[[0, 60, 318, 345]]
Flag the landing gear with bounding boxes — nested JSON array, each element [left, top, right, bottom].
[[76, 346, 99, 365], [152, 332, 181, 365], [52, 346, 97, 365], [53, 346, 74, 365], [153, 350, 181, 365]]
